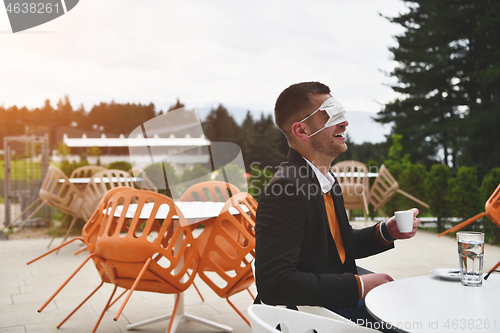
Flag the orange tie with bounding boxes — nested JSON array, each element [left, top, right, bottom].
[[323, 192, 345, 263]]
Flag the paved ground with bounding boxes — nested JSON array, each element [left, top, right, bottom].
[[1, 224, 500, 333]]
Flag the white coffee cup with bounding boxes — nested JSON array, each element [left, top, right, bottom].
[[394, 210, 414, 233]]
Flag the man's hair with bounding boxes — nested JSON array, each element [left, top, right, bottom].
[[274, 81, 331, 136]]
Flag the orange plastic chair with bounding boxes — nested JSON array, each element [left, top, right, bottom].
[[70, 165, 106, 191], [95, 189, 200, 333], [331, 161, 370, 219], [46, 169, 134, 247], [79, 169, 134, 225], [180, 180, 240, 202], [368, 164, 429, 217], [179, 180, 242, 301], [439, 183, 500, 237], [128, 167, 158, 192], [29, 187, 130, 333], [7, 165, 84, 230], [197, 192, 257, 326], [7, 165, 90, 249], [439, 183, 500, 273]]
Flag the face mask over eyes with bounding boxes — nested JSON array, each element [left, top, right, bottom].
[[299, 97, 347, 137]]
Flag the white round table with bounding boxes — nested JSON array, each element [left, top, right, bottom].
[[110, 201, 248, 220], [365, 274, 500, 333]]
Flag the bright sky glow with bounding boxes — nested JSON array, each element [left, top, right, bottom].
[[0, 0, 408, 142]]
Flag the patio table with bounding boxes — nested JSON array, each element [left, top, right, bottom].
[[111, 201, 248, 220], [61, 177, 141, 184], [365, 274, 500, 333]]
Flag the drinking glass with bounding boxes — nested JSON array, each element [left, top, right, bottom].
[[457, 231, 484, 287]]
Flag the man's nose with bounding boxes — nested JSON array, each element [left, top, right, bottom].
[[338, 120, 349, 128]]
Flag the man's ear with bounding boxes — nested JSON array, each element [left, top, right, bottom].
[[291, 122, 310, 141]]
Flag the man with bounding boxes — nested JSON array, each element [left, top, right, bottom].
[[254, 81, 420, 322]]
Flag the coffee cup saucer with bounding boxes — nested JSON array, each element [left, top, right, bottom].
[[431, 268, 461, 281]]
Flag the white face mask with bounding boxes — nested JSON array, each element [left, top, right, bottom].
[[299, 97, 347, 137]]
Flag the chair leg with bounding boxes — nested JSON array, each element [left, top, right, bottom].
[[27, 237, 84, 265], [38, 253, 98, 313], [73, 245, 88, 256], [60, 215, 79, 246], [6, 199, 42, 228], [47, 214, 70, 249], [186, 271, 204, 302], [226, 296, 251, 326], [107, 288, 128, 309], [92, 285, 118, 333], [362, 196, 369, 218], [377, 208, 388, 217], [57, 281, 104, 328], [488, 260, 500, 273], [247, 288, 255, 300], [397, 189, 430, 208], [114, 257, 152, 321], [438, 212, 488, 237]]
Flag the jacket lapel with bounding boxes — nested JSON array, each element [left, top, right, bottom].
[[287, 148, 330, 230]]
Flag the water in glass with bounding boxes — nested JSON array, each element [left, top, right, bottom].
[[458, 239, 484, 286]]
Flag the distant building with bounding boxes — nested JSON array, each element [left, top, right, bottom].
[[60, 132, 211, 173]]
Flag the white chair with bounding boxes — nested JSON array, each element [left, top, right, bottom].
[[248, 304, 381, 333], [296, 306, 353, 323]]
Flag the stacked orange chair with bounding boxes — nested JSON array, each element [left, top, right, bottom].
[[180, 180, 240, 202], [95, 189, 200, 333], [51, 169, 134, 248], [179, 180, 242, 301], [29, 187, 130, 332], [7, 165, 89, 250], [197, 192, 257, 326], [70, 165, 106, 192], [439, 183, 500, 273], [79, 169, 134, 221]]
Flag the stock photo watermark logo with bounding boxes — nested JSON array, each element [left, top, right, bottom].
[[3, 0, 79, 33], [126, 106, 248, 226]]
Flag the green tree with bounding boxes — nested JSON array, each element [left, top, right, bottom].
[[378, 0, 500, 170], [478, 168, 500, 242], [56, 95, 74, 126], [425, 164, 451, 232], [252, 114, 286, 170], [143, 162, 178, 198], [204, 104, 240, 144], [399, 163, 429, 212], [448, 166, 481, 222], [87, 146, 102, 165], [248, 164, 274, 201], [55, 142, 71, 161], [239, 111, 257, 171], [479, 168, 500, 205], [214, 163, 247, 192], [383, 134, 411, 172], [107, 161, 131, 172]]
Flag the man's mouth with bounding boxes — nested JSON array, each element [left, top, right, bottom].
[[334, 131, 345, 138]]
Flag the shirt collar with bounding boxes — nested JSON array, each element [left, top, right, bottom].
[[303, 157, 335, 193]]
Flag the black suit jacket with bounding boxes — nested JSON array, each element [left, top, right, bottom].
[[255, 148, 394, 310]]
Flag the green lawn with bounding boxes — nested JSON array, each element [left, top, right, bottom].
[[0, 160, 42, 180]]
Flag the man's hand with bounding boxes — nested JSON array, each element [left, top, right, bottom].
[[385, 208, 421, 240], [359, 273, 394, 300]]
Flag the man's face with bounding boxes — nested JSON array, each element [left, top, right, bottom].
[[306, 93, 349, 158]]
